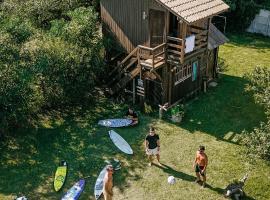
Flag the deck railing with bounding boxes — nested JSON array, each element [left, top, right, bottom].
[[138, 43, 166, 70], [166, 36, 184, 63]]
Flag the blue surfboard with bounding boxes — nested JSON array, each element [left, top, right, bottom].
[[61, 179, 85, 200]]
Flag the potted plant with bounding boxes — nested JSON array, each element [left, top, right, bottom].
[[171, 104, 185, 123]]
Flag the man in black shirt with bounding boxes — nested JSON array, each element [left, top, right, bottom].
[[125, 107, 138, 125], [145, 126, 161, 166]]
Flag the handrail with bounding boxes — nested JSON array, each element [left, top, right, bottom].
[[167, 36, 183, 43], [138, 45, 153, 51], [119, 47, 138, 66], [153, 43, 166, 51]]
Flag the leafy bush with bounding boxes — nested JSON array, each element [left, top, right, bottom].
[[244, 67, 270, 116], [242, 121, 270, 160], [0, 1, 103, 135], [241, 67, 270, 160]]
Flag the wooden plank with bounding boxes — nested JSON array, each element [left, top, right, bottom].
[[180, 22, 187, 64], [189, 25, 207, 31], [153, 43, 166, 51], [167, 43, 182, 49], [136, 86, 144, 90], [167, 49, 181, 55], [120, 47, 138, 66], [154, 51, 166, 58], [167, 36, 183, 43]]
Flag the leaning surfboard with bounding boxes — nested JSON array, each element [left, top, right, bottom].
[[98, 119, 132, 128], [94, 166, 107, 200], [54, 161, 67, 192], [61, 179, 85, 200], [109, 130, 133, 155]]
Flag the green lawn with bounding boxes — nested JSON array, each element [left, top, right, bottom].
[[1, 33, 270, 200]]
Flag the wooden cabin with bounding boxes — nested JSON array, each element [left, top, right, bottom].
[[101, 0, 229, 106]]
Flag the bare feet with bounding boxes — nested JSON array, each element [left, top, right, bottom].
[[194, 179, 201, 183]]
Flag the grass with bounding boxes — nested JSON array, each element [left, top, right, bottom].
[[1, 32, 270, 200]]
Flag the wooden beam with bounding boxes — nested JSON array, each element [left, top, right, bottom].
[[180, 22, 187, 64]]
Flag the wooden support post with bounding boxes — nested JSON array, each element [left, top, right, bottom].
[[168, 65, 173, 105], [180, 22, 187, 64], [132, 78, 136, 104]]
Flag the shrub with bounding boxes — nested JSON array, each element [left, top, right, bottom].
[[241, 67, 270, 160], [0, 2, 104, 135], [242, 121, 270, 160]]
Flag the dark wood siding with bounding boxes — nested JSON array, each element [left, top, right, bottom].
[[171, 55, 206, 104], [101, 0, 166, 53], [101, 0, 149, 53]]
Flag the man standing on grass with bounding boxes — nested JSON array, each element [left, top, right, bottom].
[[103, 165, 114, 200], [145, 126, 161, 166], [193, 145, 208, 188]]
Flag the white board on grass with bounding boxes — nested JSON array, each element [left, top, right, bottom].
[[109, 130, 133, 155], [98, 119, 132, 128], [94, 166, 107, 199]]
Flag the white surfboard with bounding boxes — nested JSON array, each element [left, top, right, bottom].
[[109, 130, 133, 155], [98, 119, 132, 128], [94, 166, 107, 200]]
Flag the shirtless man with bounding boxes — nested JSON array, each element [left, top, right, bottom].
[[103, 165, 114, 200], [193, 145, 208, 188]]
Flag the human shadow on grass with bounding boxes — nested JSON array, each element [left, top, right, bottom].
[[0, 99, 151, 200], [153, 163, 194, 182], [227, 32, 270, 50], [167, 74, 266, 144]]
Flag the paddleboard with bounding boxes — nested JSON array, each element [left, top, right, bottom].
[[109, 130, 133, 155], [94, 166, 107, 200], [98, 119, 132, 128], [61, 179, 85, 200], [54, 160, 67, 192]]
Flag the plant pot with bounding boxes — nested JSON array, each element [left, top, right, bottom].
[[171, 114, 182, 123]]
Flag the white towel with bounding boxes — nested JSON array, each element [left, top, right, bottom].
[[185, 35, 195, 53]]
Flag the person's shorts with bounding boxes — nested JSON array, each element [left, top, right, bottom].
[[146, 147, 159, 155], [195, 164, 205, 176]]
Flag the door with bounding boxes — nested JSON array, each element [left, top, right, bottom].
[[149, 9, 165, 47]]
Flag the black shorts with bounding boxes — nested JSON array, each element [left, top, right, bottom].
[[195, 164, 205, 176]]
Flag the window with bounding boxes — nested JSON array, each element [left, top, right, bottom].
[[192, 61, 198, 81], [174, 64, 192, 85]]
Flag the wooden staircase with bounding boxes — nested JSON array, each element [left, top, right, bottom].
[[107, 47, 140, 95]]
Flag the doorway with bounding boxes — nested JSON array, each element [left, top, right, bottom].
[[149, 9, 165, 47]]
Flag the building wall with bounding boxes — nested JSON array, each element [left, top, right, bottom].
[[101, 0, 166, 53], [171, 53, 207, 104]]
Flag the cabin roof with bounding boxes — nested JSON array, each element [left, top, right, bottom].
[[208, 23, 229, 50], [155, 0, 229, 23]]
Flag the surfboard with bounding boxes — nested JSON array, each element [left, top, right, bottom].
[[98, 119, 132, 128], [109, 130, 133, 155], [61, 179, 85, 200], [54, 161, 67, 192], [94, 166, 107, 200]]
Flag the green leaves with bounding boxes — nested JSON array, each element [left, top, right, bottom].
[[242, 67, 270, 160], [0, 1, 103, 134]]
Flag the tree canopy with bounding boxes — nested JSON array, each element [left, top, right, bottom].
[[0, 0, 103, 135]]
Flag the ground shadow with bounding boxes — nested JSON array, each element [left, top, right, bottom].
[[171, 74, 267, 144], [227, 32, 270, 50], [153, 163, 194, 182], [0, 98, 153, 200]]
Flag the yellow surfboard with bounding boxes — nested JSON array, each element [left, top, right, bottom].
[[54, 161, 67, 192]]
